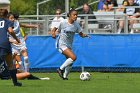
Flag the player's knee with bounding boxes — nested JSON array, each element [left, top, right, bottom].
[[25, 72, 31, 77], [71, 56, 76, 61]]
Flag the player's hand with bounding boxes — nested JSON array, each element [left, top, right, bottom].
[[17, 42, 22, 45], [12, 40, 21, 45], [52, 33, 56, 39], [86, 34, 91, 38], [84, 34, 91, 38], [15, 38, 20, 43], [24, 36, 27, 41]]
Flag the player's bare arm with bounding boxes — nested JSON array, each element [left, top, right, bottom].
[[51, 27, 57, 39], [20, 24, 38, 28], [8, 27, 20, 43], [9, 37, 21, 45], [79, 32, 90, 38]]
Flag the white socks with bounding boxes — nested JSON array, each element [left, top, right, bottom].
[[63, 65, 72, 78], [60, 58, 73, 70], [18, 61, 24, 72], [24, 56, 30, 72]]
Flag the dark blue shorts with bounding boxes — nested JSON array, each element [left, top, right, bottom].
[[0, 48, 11, 57]]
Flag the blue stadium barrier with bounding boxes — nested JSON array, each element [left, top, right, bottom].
[[26, 34, 140, 71]]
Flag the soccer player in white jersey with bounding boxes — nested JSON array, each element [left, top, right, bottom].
[[51, 9, 89, 80], [8, 13, 30, 72]]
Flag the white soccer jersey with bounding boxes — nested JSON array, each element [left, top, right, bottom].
[[9, 20, 27, 54], [56, 19, 83, 51], [13, 20, 23, 39], [9, 20, 23, 40]]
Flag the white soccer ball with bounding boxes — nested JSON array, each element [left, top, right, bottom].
[[80, 72, 91, 81]]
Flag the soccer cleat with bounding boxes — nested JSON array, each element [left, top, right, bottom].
[[27, 74, 40, 80], [57, 68, 64, 79], [63, 78, 68, 80], [14, 82, 22, 87]]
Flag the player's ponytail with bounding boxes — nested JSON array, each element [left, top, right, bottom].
[[13, 13, 19, 20], [7, 12, 14, 19]]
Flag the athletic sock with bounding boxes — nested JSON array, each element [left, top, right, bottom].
[[60, 58, 73, 70], [27, 74, 40, 80], [24, 56, 30, 72], [9, 69, 18, 85], [18, 61, 24, 72], [63, 64, 72, 78]]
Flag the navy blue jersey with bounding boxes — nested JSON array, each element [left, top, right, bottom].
[[0, 18, 13, 50]]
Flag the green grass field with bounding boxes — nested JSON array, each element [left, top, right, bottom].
[[1, 72, 140, 93]]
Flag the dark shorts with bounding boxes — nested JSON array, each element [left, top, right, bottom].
[[0, 48, 11, 57]]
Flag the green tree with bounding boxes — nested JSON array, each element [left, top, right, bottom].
[[10, 0, 36, 15], [10, 0, 98, 15]]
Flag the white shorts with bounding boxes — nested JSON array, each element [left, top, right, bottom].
[[56, 45, 68, 53], [56, 36, 72, 53], [11, 41, 27, 55]]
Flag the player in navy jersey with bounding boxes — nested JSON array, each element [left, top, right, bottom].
[[0, 9, 22, 86], [51, 9, 90, 80]]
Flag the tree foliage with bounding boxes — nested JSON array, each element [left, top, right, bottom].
[[10, 0, 36, 15], [10, 0, 97, 15]]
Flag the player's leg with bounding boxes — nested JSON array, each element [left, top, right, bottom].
[[57, 48, 76, 79], [14, 54, 24, 72], [16, 72, 30, 80], [12, 47, 24, 72], [63, 56, 73, 80], [21, 49, 30, 72], [0, 56, 10, 79], [63, 63, 73, 80], [5, 53, 22, 86], [60, 48, 76, 70]]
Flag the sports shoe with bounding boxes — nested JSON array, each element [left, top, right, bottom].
[[14, 82, 22, 87], [57, 68, 64, 79], [63, 78, 68, 80], [27, 74, 40, 80]]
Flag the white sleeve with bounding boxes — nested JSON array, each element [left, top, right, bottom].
[[13, 21, 19, 31]]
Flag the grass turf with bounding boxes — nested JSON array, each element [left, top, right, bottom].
[[0, 72, 140, 93]]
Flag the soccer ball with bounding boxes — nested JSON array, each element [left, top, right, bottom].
[[80, 72, 91, 81]]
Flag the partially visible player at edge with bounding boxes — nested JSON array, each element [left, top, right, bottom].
[[51, 9, 90, 80], [8, 13, 37, 72], [0, 9, 22, 86]]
